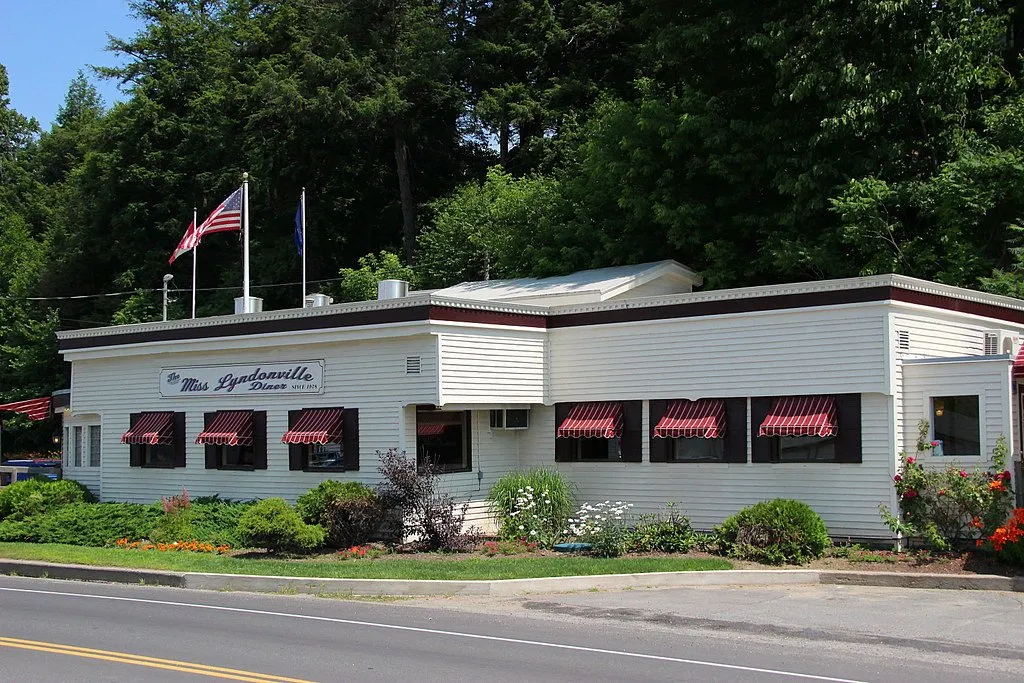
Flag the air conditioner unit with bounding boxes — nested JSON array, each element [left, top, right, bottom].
[[489, 409, 530, 430], [984, 331, 1018, 357], [304, 293, 334, 308]]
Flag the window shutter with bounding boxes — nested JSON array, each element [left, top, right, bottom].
[[343, 408, 360, 471], [203, 412, 218, 469], [834, 394, 862, 464], [128, 413, 143, 467], [463, 411, 473, 470], [252, 411, 268, 470], [723, 398, 749, 463], [172, 412, 187, 468], [648, 399, 669, 463], [288, 410, 305, 471], [620, 400, 643, 462], [751, 397, 773, 463], [554, 403, 574, 462]]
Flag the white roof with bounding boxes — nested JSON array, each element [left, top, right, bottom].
[[431, 260, 702, 305]]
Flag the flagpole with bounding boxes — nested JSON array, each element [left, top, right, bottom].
[[242, 172, 250, 309], [191, 207, 198, 319], [301, 187, 307, 301]]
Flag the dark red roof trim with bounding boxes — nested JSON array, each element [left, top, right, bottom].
[[58, 285, 1024, 351]]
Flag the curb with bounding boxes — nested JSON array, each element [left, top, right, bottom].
[[1, 559, 1021, 595]]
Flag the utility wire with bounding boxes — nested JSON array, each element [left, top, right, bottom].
[[2, 276, 345, 302]]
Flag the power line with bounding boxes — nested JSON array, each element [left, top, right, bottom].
[[2, 277, 344, 302]]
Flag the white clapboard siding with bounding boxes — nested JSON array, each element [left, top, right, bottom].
[[437, 330, 546, 405], [901, 358, 1012, 469], [71, 336, 439, 504], [549, 305, 889, 400], [892, 311, 994, 358], [517, 395, 895, 539]]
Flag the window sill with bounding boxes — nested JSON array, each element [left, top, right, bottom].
[[430, 467, 472, 474], [302, 467, 349, 473], [137, 464, 180, 469], [216, 465, 258, 471]]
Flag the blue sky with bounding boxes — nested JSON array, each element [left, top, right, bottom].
[[0, 0, 142, 127]]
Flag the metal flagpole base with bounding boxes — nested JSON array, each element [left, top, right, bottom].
[[234, 296, 263, 314]]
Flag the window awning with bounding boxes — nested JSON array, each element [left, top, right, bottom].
[[557, 402, 623, 439], [196, 411, 254, 446], [0, 396, 52, 421], [121, 412, 175, 445], [1014, 346, 1024, 379], [653, 399, 725, 439], [282, 408, 343, 445], [417, 423, 449, 437], [759, 396, 838, 438]]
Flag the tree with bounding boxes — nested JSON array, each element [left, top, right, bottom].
[[333, 251, 415, 302]]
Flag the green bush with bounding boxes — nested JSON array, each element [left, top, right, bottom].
[[297, 481, 380, 548], [188, 501, 255, 547], [0, 503, 161, 546], [487, 469, 575, 547], [0, 478, 95, 521], [714, 499, 831, 565], [626, 506, 695, 553], [236, 498, 325, 553]]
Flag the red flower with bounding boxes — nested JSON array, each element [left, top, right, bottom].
[[903, 489, 918, 499], [1002, 470, 1013, 482], [893, 474, 902, 482], [930, 441, 939, 447], [959, 470, 968, 478], [906, 456, 915, 465]]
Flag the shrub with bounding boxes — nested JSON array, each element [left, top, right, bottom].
[[0, 478, 95, 521], [297, 481, 381, 548], [626, 505, 695, 553], [150, 487, 195, 543], [990, 508, 1024, 568], [565, 501, 634, 557], [236, 498, 325, 553], [188, 501, 255, 547], [0, 502, 161, 546], [487, 469, 574, 547], [376, 449, 478, 551], [714, 499, 831, 565], [880, 425, 1015, 550]]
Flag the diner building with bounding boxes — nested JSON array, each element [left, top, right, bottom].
[[54, 261, 1024, 539]]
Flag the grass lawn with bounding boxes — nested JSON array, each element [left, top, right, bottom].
[[0, 543, 731, 580]]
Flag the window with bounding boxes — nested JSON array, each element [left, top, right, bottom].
[[285, 408, 357, 472], [416, 409, 471, 473], [62, 427, 70, 468], [932, 395, 980, 456], [200, 411, 267, 471], [88, 426, 101, 467], [576, 437, 620, 461], [122, 412, 186, 469], [73, 426, 83, 467], [554, 401, 642, 463], [773, 435, 836, 463], [670, 437, 725, 462]]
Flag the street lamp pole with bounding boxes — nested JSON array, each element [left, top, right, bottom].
[[162, 274, 174, 322]]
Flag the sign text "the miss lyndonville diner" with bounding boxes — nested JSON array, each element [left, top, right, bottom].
[[159, 361, 326, 397]]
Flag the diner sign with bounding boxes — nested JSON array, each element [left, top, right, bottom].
[[160, 361, 325, 397]]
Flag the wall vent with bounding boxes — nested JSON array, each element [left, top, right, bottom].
[[895, 329, 910, 351], [984, 331, 999, 356], [405, 356, 421, 375]]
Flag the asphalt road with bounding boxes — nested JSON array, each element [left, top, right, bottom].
[[0, 575, 1018, 682]]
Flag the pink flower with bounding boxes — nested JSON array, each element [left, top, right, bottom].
[[906, 456, 915, 465], [930, 441, 939, 447], [960, 470, 968, 478], [893, 474, 902, 482]]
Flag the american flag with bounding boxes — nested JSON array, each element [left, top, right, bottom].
[[168, 218, 197, 265], [197, 187, 243, 237]]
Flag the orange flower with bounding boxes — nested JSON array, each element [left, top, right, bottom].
[[988, 480, 1006, 492]]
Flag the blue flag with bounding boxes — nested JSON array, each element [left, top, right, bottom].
[[293, 198, 304, 257]]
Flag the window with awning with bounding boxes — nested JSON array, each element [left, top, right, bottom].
[[286, 408, 359, 472], [199, 411, 267, 471], [124, 412, 185, 469], [758, 396, 838, 438], [556, 402, 623, 439], [554, 401, 642, 463]]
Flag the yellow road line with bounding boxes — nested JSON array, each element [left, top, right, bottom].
[[0, 637, 317, 683]]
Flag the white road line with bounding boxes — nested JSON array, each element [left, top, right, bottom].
[[0, 585, 868, 683]]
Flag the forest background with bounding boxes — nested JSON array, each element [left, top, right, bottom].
[[5, 0, 1024, 452]]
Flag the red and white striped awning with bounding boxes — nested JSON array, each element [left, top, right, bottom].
[[0, 396, 52, 421], [417, 423, 449, 437], [1014, 346, 1024, 379], [653, 399, 725, 439], [557, 402, 623, 439], [282, 408, 343, 445], [196, 411, 254, 446], [759, 396, 838, 438], [121, 412, 175, 445]]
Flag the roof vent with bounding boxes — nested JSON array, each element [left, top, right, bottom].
[[896, 329, 910, 351], [234, 296, 263, 314], [304, 293, 334, 308], [405, 356, 421, 375], [378, 279, 409, 300]]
